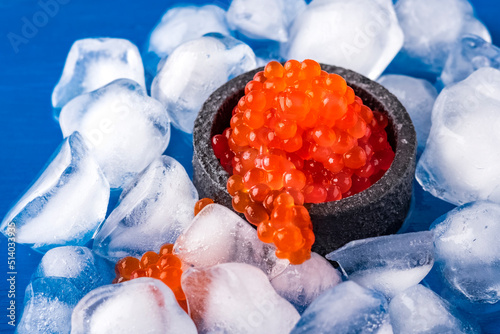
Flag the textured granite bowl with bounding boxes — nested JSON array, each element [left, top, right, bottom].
[[193, 64, 417, 256]]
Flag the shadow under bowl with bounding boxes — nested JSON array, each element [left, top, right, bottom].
[[193, 64, 417, 256]]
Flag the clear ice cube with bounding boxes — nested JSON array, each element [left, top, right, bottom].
[[52, 38, 146, 110], [0, 132, 109, 252], [93, 156, 198, 261], [151, 33, 256, 133], [59, 79, 171, 189]]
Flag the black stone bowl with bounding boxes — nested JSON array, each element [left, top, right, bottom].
[[193, 64, 417, 256]]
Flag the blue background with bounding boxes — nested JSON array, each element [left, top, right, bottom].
[[0, 0, 498, 332]]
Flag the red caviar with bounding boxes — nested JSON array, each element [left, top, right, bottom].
[[212, 60, 394, 265], [113, 243, 187, 312]]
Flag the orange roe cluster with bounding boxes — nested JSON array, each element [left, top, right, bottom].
[[113, 243, 187, 312], [211, 59, 395, 265]]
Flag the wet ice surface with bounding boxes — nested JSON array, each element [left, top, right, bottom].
[[0, 132, 109, 252], [282, 0, 403, 79], [94, 156, 198, 262], [416, 68, 500, 206], [327, 232, 434, 298], [174, 204, 289, 279], [227, 0, 306, 43], [291, 281, 391, 334], [389, 285, 480, 334], [393, 0, 491, 75], [59, 79, 171, 189], [270, 252, 342, 313], [33, 246, 113, 295], [377, 75, 437, 152], [71, 278, 197, 334], [144, 5, 229, 77], [426, 201, 500, 314], [151, 34, 256, 133], [17, 277, 82, 334], [182, 262, 300, 334], [52, 38, 146, 110], [440, 35, 500, 87]]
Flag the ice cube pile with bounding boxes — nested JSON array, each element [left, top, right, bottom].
[[4, 0, 500, 332]]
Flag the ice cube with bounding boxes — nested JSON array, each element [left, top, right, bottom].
[[290, 281, 390, 334], [326, 232, 434, 298], [182, 262, 300, 333], [440, 35, 500, 87], [144, 5, 230, 77], [0, 132, 109, 252], [71, 278, 196, 334], [389, 284, 480, 334], [270, 252, 342, 313], [93, 156, 198, 261], [393, 0, 491, 75], [59, 79, 171, 189], [151, 34, 257, 133], [33, 246, 113, 294], [416, 68, 500, 205], [17, 277, 82, 334], [377, 75, 437, 151], [52, 38, 146, 110], [426, 201, 500, 314], [227, 0, 306, 43], [174, 204, 288, 279], [281, 0, 403, 79]]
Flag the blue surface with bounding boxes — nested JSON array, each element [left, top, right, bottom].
[[0, 0, 499, 332]]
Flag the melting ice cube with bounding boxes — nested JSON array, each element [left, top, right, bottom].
[[440, 35, 500, 87], [393, 0, 491, 75], [0, 132, 109, 252], [151, 34, 256, 133], [93, 156, 198, 261], [282, 0, 403, 79], [182, 262, 300, 334], [326, 232, 434, 298], [52, 38, 145, 110], [227, 0, 306, 43], [144, 5, 229, 77], [59, 79, 171, 189], [290, 281, 391, 334], [71, 278, 197, 334], [389, 285, 480, 334], [416, 67, 500, 205]]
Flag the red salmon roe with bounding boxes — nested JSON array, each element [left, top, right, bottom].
[[194, 198, 214, 216], [211, 59, 395, 265], [113, 243, 187, 312]]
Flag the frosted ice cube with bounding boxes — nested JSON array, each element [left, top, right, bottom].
[[93, 156, 198, 261], [270, 252, 342, 313], [182, 262, 300, 333], [389, 285, 480, 334], [377, 75, 437, 151], [227, 0, 306, 43], [144, 5, 229, 76], [59, 79, 171, 189], [326, 232, 434, 298], [440, 35, 500, 87], [33, 246, 113, 294], [0, 132, 109, 252], [17, 277, 82, 334], [151, 34, 256, 133], [174, 204, 288, 279], [282, 0, 403, 79], [393, 0, 491, 75], [426, 201, 500, 314], [52, 38, 146, 109], [71, 278, 196, 334], [291, 281, 390, 334], [416, 68, 500, 205]]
